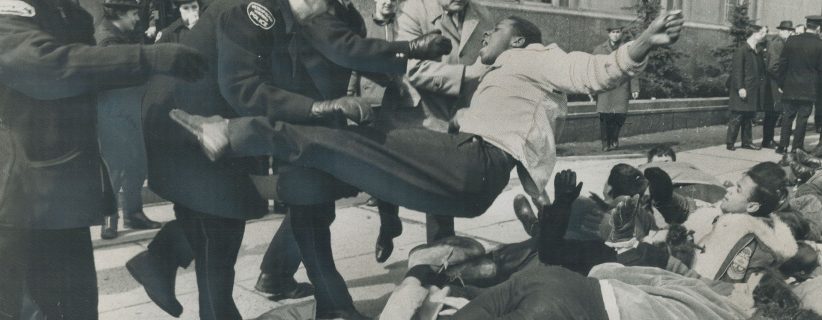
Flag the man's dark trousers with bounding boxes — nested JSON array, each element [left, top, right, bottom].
[[727, 111, 755, 146], [173, 205, 246, 320], [0, 227, 97, 320], [780, 100, 814, 151], [763, 110, 780, 144], [227, 117, 515, 217]]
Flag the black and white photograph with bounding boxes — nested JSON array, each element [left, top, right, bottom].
[[1, 0, 822, 319]]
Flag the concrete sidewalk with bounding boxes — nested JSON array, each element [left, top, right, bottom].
[[94, 136, 812, 320]]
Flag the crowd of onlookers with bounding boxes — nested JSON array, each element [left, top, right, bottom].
[[725, 16, 822, 157]]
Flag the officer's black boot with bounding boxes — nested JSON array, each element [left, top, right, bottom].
[[126, 251, 183, 317], [375, 200, 402, 263], [101, 215, 118, 240]]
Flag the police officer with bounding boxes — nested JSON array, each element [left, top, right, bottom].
[[133, 0, 450, 317], [0, 0, 206, 316]]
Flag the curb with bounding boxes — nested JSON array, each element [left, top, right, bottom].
[[558, 153, 646, 161]]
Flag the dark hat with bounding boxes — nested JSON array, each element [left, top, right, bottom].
[[606, 26, 624, 32], [806, 15, 822, 23], [172, 0, 197, 5], [103, 0, 141, 8], [776, 20, 794, 30]]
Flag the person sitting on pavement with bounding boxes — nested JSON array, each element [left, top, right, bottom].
[[638, 144, 727, 203]]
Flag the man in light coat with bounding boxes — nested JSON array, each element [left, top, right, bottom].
[[396, 0, 494, 243], [593, 26, 639, 151]]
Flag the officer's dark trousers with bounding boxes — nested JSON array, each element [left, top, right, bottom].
[[174, 205, 245, 320], [0, 227, 97, 320], [780, 100, 814, 151], [762, 110, 780, 143], [598, 113, 627, 147], [726, 111, 755, 146], [98, 86, 147, 216]]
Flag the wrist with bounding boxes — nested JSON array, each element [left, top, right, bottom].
[[628, 34, 653, 62]]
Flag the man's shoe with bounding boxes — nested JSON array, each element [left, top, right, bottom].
[[169, 109, 230, 161], [761, 140, 776, 149], [101, 215, 118, 240], [375, 213, 403, 263], [740, 144, 761, 150], [726, 144, 736, 151], [126, 251, 183, 317], [776, 147, 787, 155], [254, 273, 315, 301], [124, 211, 162, 230], [407, 236, 486, 270], [795, 149, 822, 169], [513, 195, 539, 237]]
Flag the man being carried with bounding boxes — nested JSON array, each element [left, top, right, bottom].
[[170, 12, 684, 308]]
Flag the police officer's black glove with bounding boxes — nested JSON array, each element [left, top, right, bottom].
[[142, 43, 207, 82], [310, 96, 374, 124], [645, 167, 673, 205], [407, 30, 453, 60]]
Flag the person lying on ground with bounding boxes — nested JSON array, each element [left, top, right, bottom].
[[380, 171, 820, 319], [619, 163, 800, 283]]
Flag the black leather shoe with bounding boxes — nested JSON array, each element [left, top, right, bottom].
[[375, 212, 402, 263], [740, 144, 761, 150], [126, 251, 182, 317], [726, 144, 736, 151], [101, 215, 118, 240], [254, 273, 314, 300], [761, 140, 776, 149], [796, 149, 822, 169], [776, 147, 787, 154], [124, 211, 162, 230]]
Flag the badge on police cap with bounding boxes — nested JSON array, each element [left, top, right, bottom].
[[0, 0, 36, 17], [247, 2, 275, 30]]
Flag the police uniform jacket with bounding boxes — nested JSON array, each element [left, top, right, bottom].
[[142, 0, 409, 219], [592, 40, 639, 114], [729, 43, 767, 112], [0, 0, 151, 229], [776, 32, 822, 102]]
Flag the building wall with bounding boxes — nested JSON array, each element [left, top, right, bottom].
[[757, 0, 822, 30]]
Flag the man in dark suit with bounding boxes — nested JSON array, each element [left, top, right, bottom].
[[774, 16, 822, 154], [762, 20, 793, 149], [727, 24, 768, 151], [132, 0, 450, 318]]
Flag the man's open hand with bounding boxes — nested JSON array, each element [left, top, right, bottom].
[[639, 10, 684, 47]]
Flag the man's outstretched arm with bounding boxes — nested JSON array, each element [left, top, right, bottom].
[[536, 10, 684, 95]]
